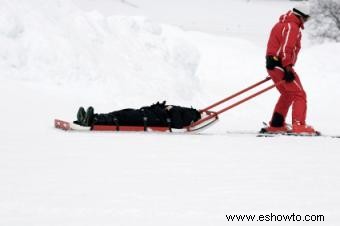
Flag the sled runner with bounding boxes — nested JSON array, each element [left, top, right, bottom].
[[55, 77, 278, 133]]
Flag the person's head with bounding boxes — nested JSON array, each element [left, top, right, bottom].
[[293, 2, 310, 23]]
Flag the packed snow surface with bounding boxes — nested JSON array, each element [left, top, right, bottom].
[[0, 0, 339, 225]]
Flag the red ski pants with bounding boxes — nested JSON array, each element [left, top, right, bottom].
[[267, 67, 307, 125]]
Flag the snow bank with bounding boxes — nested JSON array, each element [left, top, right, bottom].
[[0, 0, 200, 106]]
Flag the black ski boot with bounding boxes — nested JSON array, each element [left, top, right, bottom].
[[74, 107, 86, 125], [84, 106, 94, 127]]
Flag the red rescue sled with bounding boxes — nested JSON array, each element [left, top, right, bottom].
[[55, 77, 279, 132]]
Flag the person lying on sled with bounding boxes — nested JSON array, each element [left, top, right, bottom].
[[74, 101, 201, 129]]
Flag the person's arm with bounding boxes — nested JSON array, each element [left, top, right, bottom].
[[281, 23, 300, 67]]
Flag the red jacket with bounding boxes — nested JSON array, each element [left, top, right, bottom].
[[266, 11, 304, 67]]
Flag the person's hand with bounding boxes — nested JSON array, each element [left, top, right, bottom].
[[283, 65, 295, 82]]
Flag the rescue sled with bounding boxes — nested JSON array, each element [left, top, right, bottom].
[[55, 77, 278, 133]]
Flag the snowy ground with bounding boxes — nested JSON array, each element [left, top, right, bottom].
[[1, 0, 340, 225]]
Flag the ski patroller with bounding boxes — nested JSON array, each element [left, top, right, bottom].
[[55, 77, 292, 133]]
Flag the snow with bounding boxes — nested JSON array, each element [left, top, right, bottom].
[[0, 0, 340, 225]]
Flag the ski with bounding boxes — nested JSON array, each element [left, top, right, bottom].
[[255, 122, 340, 138], [257, 131, 340, 139], [257, 131, 320, 137], [224, 130, 340, 138]]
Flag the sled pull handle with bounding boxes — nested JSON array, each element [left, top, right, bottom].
[[200, 77, 271, 113], [215, 80, 283, 115], [189, 78, 283, 129]]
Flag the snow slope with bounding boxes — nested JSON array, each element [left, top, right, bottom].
[[0, 0, 340, 225]]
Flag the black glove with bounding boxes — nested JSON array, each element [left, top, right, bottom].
[[283, 65, 295, 82], [266, 56, 281, 70]]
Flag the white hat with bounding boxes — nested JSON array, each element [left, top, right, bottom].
[[293, 2, 310, 18]]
